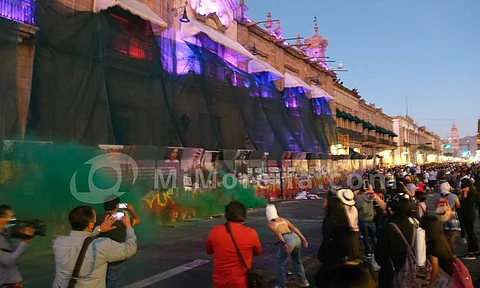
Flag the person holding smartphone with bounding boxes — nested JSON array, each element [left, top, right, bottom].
[[100, 195, 141, 288]]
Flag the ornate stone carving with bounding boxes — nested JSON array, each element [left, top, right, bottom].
[[263, 12, 275, 34], [303, 20, 329, 68], [189, 0, 232, 28], [196, 13, 227, 31]]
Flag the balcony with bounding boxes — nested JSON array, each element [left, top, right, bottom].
[[338, 127, 363, 141], [379, 139, 390, 146], [363, 135, 376, 143], [0, 0, 35, 25]]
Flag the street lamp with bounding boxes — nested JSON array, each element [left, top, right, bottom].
[[169, 1, 190, 23]]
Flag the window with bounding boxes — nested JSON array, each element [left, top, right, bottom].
[[284, 89, 298, 108], [0, 0, 35, 24], [109, 8, 153, 61]]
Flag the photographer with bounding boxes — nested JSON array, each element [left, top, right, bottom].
[[0, 205, 35, 288], [53, 206, 137, 288], [100, 195, 141, 288]]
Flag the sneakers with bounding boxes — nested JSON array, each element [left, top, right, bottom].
[[300, 281, 310, 287], [372, 262, 381, 271], [462, 253, 476, 260], [461, 237, 468, 244]]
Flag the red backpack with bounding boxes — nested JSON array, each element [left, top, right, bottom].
[[452, 258, 473, 288], [436, 194, 453, 222]]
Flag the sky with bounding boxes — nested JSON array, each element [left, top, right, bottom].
[[246, 0, 480, 139]]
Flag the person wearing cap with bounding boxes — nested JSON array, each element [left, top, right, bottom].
[[336, 189, 359, 232], [266, 204, 309, 288], [436, 182, 461, 249], [354, 182, 386, 258]]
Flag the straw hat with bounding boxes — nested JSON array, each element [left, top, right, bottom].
[[337, 189, 355, 206], [266, 204, 279, 221]]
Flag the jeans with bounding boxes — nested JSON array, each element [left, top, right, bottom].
[[464, 215, 479, 253], [359, 220, 376, 254], [276, 232, 307, 288], [106, 261, 125, 288]]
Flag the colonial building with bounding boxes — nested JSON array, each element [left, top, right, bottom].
[[1, 0, 442, 165], [393, 116, 441, 165]]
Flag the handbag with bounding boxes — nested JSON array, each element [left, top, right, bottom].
[[67, 236, 98, 288], [224, 222, 264, 288]]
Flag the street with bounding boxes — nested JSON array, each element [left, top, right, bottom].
[[19, 200, 325, 288], [18, 193, 480, 288]]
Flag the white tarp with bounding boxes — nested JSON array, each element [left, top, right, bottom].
[[181, 19, 255, 61], [311, 85, 334, 100], [248, 59, 284, 80], [284, 72, 313, 92], [93, 0, 168, 28]]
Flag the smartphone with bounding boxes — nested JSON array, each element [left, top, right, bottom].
[[363, 179, 369, 189], [118, 203, 128, 209], [112, 212, 125, 221]]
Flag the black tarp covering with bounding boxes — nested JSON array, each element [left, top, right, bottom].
[[312, 97, 339, 146], [27, 1, 180, 146], [0, 18, 20, 139], [25, 0, 338, 153]]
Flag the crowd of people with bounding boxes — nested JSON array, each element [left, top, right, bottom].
[[1, 163, 480, 287], [314, 163, 480, 287]]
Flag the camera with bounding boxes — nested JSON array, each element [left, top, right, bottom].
[[8, 219, 47, 239]]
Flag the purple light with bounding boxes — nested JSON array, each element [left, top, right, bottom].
[[0, 0, 35, 25], [177, 56, 201, 75], [285, 90, 298, 108]]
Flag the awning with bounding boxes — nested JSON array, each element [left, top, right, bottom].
[[361, 120, 376, 130], [93, 0, 168, 28], [181, 19, 255, 61], [248, 59, 284, 80], [284, 72, 313, 92], [311, 85, 334, 100]]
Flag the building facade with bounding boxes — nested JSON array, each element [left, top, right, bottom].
[[1, 0, 443, 164], [393, 116, 441, 165]]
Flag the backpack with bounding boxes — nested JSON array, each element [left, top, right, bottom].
[[436, 194, 453, 222], [452, 257, 474, 288], [390, 223, 432, 288], [408, 218, 427, 266]]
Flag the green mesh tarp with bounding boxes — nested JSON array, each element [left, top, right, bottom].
[[0, 18, 20, 139]]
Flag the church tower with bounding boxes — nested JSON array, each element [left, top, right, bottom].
[[449, 122, 459, 156]]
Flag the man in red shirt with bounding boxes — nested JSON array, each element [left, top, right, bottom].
[[206, 201, 262, 288]]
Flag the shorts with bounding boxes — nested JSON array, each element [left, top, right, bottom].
[[443, 212, 461, 231]]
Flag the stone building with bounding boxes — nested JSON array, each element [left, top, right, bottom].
[[333, 84, 397, 166], [393, 116, 441, 165], [1, 0, 443, 164]]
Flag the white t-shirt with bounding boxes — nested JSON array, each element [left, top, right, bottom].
[[345, 205, 359, 232]]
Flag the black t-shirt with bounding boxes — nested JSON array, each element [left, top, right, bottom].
[[99, 212, 133, 243], [460, 191, 477, 219]]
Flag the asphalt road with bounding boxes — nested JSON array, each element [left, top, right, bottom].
[[17, 192, 480, 288], [19, 200, 325, 288]]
